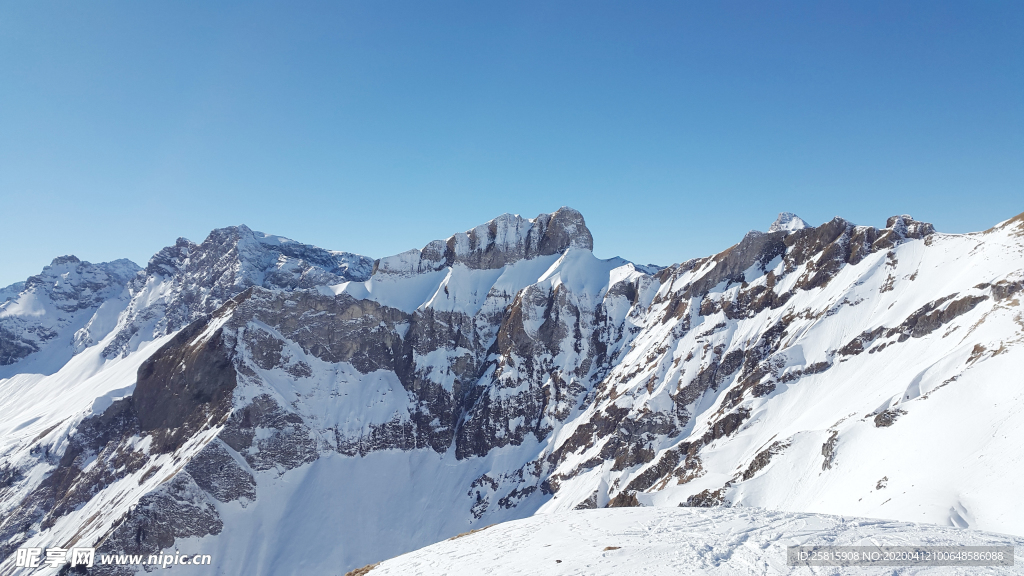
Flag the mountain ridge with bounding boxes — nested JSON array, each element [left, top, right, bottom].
[[1, 207, 1022, 575]]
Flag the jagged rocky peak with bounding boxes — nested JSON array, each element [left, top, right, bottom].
[[884, 214, 934, 239], [146, 237, 196, 276], [145, 225, 375, 286], [49, 254, 80, 266], [375, 206, 594, 275], [767, 212, 810, 233], [7, 255, 140, 312], [181, 224, 376, 289], [103, 225, 376, 359]]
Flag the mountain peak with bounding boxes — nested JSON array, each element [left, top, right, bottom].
[[49, 254, 81, 266], [375, 206, 594, 275], [768, 212, 810, 233]]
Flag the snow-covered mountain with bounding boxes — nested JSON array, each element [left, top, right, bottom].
[[1, 256, 139, 374], [0, 207, 1022, 575], [767, 212, 810, 233]]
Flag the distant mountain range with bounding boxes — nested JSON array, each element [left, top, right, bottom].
[[1, 207, 1022, 575]]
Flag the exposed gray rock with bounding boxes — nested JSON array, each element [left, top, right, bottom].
[[874, 408, 907, 428], [132, 305, 240, 453], [742, 441, 790, 480], [220, 394, 319, 471], [821, 431, 839, 471], [183, 440, 256, 504], [684, 488, 726, 507]]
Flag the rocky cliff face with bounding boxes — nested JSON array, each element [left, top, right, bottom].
[[1, 208, 1022, 575], [374, 207, 593, 275]]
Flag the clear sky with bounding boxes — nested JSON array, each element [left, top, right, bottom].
[[1, 1, 1021, 287]]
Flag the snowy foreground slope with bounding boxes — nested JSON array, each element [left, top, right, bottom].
[[0, 207, 1023, 575], [367, 507, 1024, 576]]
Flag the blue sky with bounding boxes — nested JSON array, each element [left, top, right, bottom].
[[1, 1, 1021, 287]]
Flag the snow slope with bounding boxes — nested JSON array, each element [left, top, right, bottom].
[[367, 507, 1024, 576], [536, 214, 1024, 537]]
